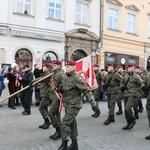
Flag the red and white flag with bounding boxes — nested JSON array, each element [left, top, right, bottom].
[[76, 56, 98, 90]]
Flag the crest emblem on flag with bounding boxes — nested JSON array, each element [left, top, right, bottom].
[[76, 56, 98, 90]]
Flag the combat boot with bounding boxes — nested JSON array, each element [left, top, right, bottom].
[[103, 115, 115, 125], [39, 119, 46, 128], [49, 129, 57, 139], [116, 106, 123, 115], [133, 111, 139, 120], [42, 118, 51, 129], [52, 127, 61, 140], [67, 139, 78, 150], [58, 141, 68, 150], [127, 120, 136, 129], [138, 107, 144, 113], [145, 135, 150, 140]]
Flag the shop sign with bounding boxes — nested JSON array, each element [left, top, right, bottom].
[[11, 29, 64, 42], [128, 59, 136, 64], [0, 27, 8, 35]]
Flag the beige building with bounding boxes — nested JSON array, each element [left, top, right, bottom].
[[100, 0, 150, 70]]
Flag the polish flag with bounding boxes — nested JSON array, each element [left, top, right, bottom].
[[76, 56, 98, 90]]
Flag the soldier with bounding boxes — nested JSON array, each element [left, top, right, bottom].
[[34, 63, 52, 129], [33, 64, 42, 106], [141, 66, 150, 140], [121, 64, 142, 130], [135, 66, 144, 113], [91, 64, 102, 118], [58, 60, 100, 150], [48, 60, 65, 140], [103, 64, 123, 125], [116, 65, 124, 115]]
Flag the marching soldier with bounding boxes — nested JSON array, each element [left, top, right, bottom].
[[103, 64, 123, 125], [91, 64, 103, 118], [48, 60, 65, 140], [116, 65, 124, 115], [135, 66, 144, 113], [141, 66, 150, 140], [58, 60, 100, 150], [121, 64, 142, 130], [36, 63, 52, 129]]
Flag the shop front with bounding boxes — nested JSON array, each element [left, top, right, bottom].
[[105, 52, 139, 70]]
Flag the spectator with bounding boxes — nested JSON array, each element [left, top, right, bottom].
[[0, 67, 7, 107], [18, 65, 33, 115], [7, 67, 16, 109]]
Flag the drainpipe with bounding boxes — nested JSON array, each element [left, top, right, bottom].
[[97, 0, 104, 64]]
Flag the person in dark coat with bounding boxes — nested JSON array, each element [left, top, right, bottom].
[[7, 67, 16, 109], [18, 65, 33, 115]]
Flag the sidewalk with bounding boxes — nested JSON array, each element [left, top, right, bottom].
[[0, 87, 150, 150]]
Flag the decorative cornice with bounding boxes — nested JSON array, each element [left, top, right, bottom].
[[125, 5, 140, 12], [106, 0, 123, 7]]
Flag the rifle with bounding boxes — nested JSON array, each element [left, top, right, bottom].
[[103, 72, 115, 90], [121, 74, 133, 92]]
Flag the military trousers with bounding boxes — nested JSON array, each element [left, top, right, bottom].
[[133, 95, 140, 113], [146, 94, 150, 127], [124, 96, 138, 121], [92, 88, 100, 101], [39, 97, 50, 119], [116, 93, 123, 107], [61, 107, 80, 141], [107, 93, 118, 116], [48, 98, 61, 128]]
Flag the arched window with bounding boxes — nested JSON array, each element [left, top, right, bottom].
[[71, 49, 87, 61], [15, 49, 32, 67], [42, 51, 58, 63]]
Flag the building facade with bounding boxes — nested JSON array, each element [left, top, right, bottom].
[[0, 0, 100, 68], [101, 0, 150, 70]]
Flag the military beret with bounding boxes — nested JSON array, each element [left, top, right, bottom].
[[93, 64, 99, 67], [66, 60, 76, 66], [135, 66, 141, 69], [107, 64, 113, 67], [117, 65, 123, 69], [127, 64, 134, 68], [42, 63, 51, 68], [24, 64, 30, 68], [52, 60, 62, 65]]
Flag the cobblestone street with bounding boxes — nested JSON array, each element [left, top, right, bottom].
[[0, 87, 150, 150]]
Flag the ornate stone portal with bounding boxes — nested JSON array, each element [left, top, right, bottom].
[[65, 28, 99, 62]]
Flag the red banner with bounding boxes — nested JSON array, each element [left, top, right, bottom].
[[76, 56, 98, 90]]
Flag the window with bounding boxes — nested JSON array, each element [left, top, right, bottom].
[[108, 8, 119, 30], [148, 19, 150, 37], [76, 3, 88, 25], [127, 13, 136, 34], [48, 0, 62, 20], [16, 0, 32, 15]]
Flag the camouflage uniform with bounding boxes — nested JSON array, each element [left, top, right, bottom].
[[116, 71, 124, 113], [39, 71, 51, 120], [61, 70, 96, 142], [122, 72, 142, 127], [92, 70, 103, 102], [142, 71, 150, 126], [136, 72, 144, 113], [103, 70, 123, 125], [48, 69, 65, 138]]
